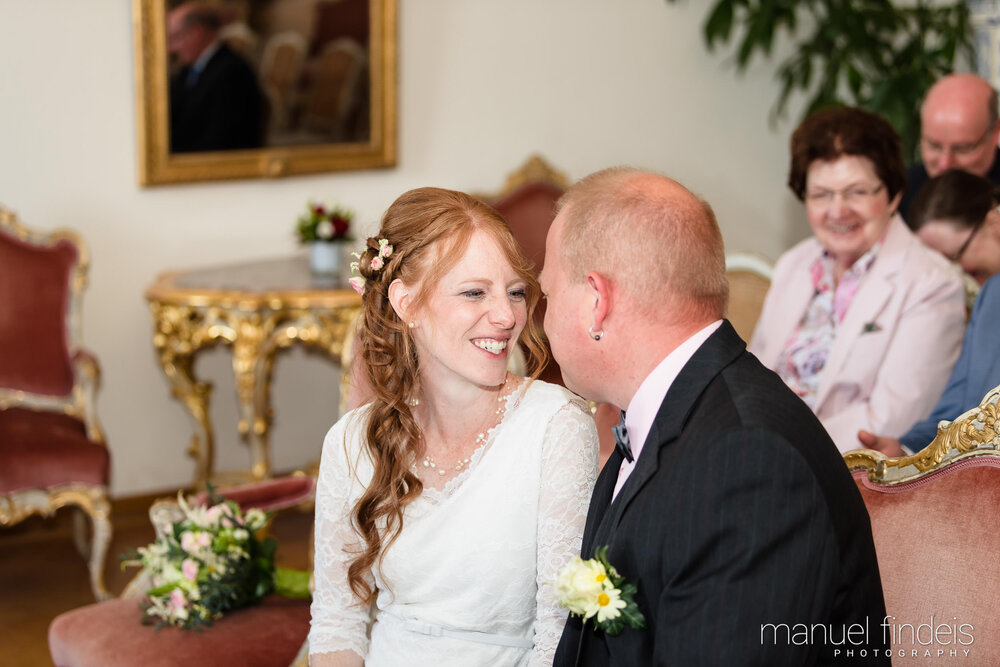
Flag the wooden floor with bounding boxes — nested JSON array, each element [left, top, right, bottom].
[[0, 495, 314, 667]]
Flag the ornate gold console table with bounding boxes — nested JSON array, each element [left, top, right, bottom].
[[145, 256, 361, 487]]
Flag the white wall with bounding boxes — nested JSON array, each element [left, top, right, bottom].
[[0, 0, 807, 496]]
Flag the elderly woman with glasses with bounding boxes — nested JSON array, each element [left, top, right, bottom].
[[749, 107, 967, 453]]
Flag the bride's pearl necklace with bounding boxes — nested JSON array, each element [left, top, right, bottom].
[[421, 376, 513, 476]]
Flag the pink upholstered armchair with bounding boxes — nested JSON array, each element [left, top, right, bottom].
[[844, 384, 1000, 665], [0, 206, 111, 601]]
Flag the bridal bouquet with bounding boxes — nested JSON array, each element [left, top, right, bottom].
[[121, 489, 310, 630], [553, 546, 646, 636]]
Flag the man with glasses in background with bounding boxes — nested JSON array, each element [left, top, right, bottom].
[[899, 73, 1000, 224], [860, 169, 1000, 456]]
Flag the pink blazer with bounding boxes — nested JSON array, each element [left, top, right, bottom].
[[748, 216, 966, 452]]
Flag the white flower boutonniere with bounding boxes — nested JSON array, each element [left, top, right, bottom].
[[553, 545, 646, 636]]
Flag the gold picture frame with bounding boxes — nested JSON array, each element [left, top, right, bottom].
[[132, 0, 397, 186]]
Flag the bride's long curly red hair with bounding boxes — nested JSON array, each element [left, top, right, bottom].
[[347, 187, 549, 603]]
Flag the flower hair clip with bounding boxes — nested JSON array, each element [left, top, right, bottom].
[[370, 238, 393, 270], [348, 252, 366, 294], [348, 238, 394, 295]]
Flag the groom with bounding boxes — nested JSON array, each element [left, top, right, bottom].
[[541, 168, 889, 665]]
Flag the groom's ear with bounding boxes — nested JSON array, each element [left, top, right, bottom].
[[586, 271, 612, 332]]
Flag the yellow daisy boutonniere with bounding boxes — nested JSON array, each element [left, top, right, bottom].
[[552, 545, 646, 636]]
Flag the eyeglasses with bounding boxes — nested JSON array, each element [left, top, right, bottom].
[[921, 126, 993, 159], [804, 184, 885, 207], [950, 205, 997, 262]]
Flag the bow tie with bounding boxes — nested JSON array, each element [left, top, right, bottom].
[[612, 411, 633, 463]]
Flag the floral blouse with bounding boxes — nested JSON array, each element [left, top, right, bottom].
[[774, 243, 881, 408]]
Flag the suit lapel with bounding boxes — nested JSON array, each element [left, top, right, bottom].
[[587, 321, 747, 549], [581, 448, 623, 556]]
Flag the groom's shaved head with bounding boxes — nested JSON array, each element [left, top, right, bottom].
[[555, 168, 728, 322]]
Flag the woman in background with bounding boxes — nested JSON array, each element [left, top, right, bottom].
[[749, 107, 966, 452], [308, 187, 598, 666], [907, 168, 1000, 290], [860, 170, 1000, 456]]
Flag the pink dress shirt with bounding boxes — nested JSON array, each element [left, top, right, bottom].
[[612, 320, 723, 500]]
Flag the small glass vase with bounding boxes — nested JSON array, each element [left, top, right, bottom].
[[309, 242, 342, 276]]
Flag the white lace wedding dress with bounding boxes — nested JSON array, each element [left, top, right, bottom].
[[309, 379, 599, 666]]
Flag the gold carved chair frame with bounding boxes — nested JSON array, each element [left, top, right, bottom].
[[845, 383, 1000, 484]]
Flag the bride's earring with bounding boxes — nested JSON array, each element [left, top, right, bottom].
[[589, 326, 603, 341]]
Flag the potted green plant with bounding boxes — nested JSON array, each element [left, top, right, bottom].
[[668, 0, 972, 162], [296, 201, 354, 275]]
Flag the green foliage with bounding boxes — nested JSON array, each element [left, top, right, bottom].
[[668, 0, 973, 162]]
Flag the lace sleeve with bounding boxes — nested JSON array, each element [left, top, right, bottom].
[[530, 400, 599, 666], [309, 414, 374, 661]]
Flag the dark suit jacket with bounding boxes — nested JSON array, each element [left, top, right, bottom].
[[554, 321, 889, 666], [169, 43, 263, 153]]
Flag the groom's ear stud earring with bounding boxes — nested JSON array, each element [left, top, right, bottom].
[[589, 327, 604, 341]]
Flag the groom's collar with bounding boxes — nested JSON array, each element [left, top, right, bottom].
[[588, 320, 748, 550], [623, 319, 723, 466], [642, 319, 747, 451]]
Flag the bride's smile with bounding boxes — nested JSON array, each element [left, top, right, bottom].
[[397, 229, 528, 391]]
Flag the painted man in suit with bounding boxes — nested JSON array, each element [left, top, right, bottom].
[[541, 168, 889, 665], [167, 2, 263, 153]]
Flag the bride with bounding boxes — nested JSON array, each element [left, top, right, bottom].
[[308, 187, 599, 666]]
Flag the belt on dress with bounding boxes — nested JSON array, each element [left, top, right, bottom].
[[386, 612, 534, 649]]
